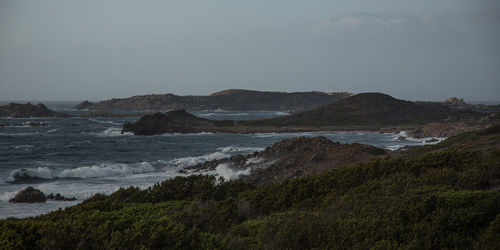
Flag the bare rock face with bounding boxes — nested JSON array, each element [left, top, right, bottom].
[[9, 186, 47, 203], [442, 97, 467, 106]]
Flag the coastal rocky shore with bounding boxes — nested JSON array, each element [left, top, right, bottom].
[[186, 136, 387, 186], [122, 93, 499, 138]]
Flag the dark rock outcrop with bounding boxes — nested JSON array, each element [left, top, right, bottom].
[[9, 186, 47, 203], [74, 89, 352, 111], [122, 109, 217, 135], [47, 193, 77, 201], [74, 100, 94, 110], [0, 103, 69, 118]]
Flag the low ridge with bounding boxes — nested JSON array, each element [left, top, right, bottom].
[[74, 89, 351, 111]]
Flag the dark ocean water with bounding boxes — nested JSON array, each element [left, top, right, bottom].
[[0, 102, 445, 219]]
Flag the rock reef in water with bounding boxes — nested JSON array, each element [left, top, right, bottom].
[[9, 186, 47, 203]]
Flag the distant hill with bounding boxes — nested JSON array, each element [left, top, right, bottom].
[[0, 103, 69, 118], [245, 93, 481, 126], [74, 89, 352, 111]]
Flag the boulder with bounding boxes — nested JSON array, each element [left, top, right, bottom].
[[9, 186, 47, 203], [395, 136, 408, 142], [47, 193, 77, 201]]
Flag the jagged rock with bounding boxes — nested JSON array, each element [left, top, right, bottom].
[[396, 136, 408, 142], [9, 186, 47, 203], [47, 193, 77, 201], [443, 97, 466, 106], [425, 138, 439, 143]]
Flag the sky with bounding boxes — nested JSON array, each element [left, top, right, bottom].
[[0, 0, 499, 102]]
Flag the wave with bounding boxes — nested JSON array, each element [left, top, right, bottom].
[[13, 144, 35, 149], [88, 118, 122, 126], [159, 132, 214, 137], [392, 131, 446, 145], [169, 152, 229, 168], [0, 132, 39, 136], [60, 162, 155, 179], [215, 163, 251, 181], [217, 146, 264, 154], [273, 111, 290, 116], [6, 162, 157, 183], [91, 127, 132, 137]]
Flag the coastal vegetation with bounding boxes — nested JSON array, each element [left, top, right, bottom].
[[1, 125, 499, 249]]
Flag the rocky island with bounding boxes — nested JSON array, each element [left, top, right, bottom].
[[0, 103, 69, 118], [75, 89, 352, 111]]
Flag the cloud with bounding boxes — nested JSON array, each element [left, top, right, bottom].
[[309, 12, 420, 33]]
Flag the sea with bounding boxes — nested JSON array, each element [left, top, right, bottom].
[[0, 101, 446, 219]]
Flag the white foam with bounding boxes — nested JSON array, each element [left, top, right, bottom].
[[215, 163, 251, 181], [6, 162, 157, 182], [392, 130, 446, 145], [217, 146, 264, 154], [60, 162, 155, 179], [0, 190, 21, 201], [96, 127, 132, 136], [169, 152, 229, 168], [7, 167, 56, 182], [386, 145, 406, 151], [13, 145, 34, 149], [246, 157, 264, 165], [89, 118, 121, 126]]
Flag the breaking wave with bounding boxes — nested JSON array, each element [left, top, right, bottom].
[[6, 162, 156, 183], [217, 146, 264, 154], [215, 163, 251, 181]]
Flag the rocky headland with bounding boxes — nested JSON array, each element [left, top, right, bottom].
[[187, 136, 387, 186], [188, 124, 500, 186], [74, 89, 352, 111], [442, 96, 500, 113]]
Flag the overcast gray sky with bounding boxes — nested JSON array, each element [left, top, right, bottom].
[[1, 0, 499, 101]]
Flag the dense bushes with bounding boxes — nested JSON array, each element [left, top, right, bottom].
[[1, 150, 499, 249]]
